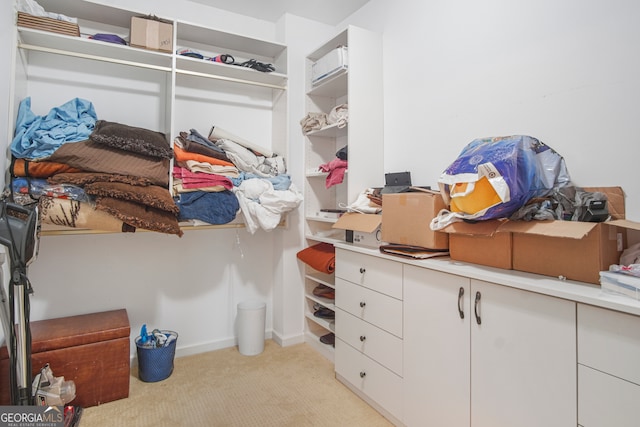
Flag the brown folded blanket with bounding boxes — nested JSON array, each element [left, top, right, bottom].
[[84, 182, 179, 214], [90, 120, 173, 159], [48, 172, 153, 187], [12, 158, 82, 178], [296, 242, 335, 274], [47, 140, 169, 187], [95, 197, 183, 237], [38, 197, 135, 233]]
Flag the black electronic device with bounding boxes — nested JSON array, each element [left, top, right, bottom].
[[381, 171, 412, 194], [579, 199, 609, 222]]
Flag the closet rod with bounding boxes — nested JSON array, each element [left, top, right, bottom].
[[175, 68, 287, 91], [17, 43, 172, 72]]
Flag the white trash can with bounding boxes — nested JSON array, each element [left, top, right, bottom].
[[237, 300, 266, 356]]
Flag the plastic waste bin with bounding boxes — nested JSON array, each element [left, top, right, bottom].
[[135, 330, 178, 382], [237, 301, 266, 356]]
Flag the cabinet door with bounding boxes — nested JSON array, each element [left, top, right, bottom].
[[403, 266, 471, 427], [578, 364, 640, 427], [471, 280, 576, 427]]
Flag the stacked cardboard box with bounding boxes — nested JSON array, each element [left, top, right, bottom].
[[440, 186, 638, 285]]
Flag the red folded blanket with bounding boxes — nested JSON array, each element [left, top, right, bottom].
[[296, 242, 335, 274]]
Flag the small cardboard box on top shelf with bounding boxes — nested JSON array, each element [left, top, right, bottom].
[[130, 16, 173, 53]]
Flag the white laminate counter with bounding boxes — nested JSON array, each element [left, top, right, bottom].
[[334, 242, 640, 317]]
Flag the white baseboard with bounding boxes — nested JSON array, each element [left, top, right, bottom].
[[130, 330, 282, 365], [271, 330, 305, 347]]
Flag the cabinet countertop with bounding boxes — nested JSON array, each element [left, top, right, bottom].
[[334, 242, 640, 317]]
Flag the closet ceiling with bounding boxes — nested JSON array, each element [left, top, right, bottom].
[[187, 0, 370, 25]]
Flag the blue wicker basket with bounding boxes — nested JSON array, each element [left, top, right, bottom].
[[135, 330, 178, 382]]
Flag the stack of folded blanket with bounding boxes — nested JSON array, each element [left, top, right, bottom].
[[10, 97, 303, 234], [10, 97, 183, 236], [171, 129, 240, 225]]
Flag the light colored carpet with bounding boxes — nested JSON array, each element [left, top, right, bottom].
[[81, 340, 394, 426]]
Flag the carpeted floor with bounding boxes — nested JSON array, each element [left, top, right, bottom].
[[80, 340, 394, 426]]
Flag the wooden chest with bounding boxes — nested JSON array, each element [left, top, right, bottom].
[[0, 309, 130, 407]]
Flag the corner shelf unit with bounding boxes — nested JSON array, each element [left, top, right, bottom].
[[301, 26, 384, 360], [9, 0, 288, 235]]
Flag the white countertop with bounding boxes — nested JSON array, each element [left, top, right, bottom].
[[335, 242, 640, 317]]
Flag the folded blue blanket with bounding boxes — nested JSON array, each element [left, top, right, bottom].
[[11, 97, 97, 160], [176, 190, 239, 225]]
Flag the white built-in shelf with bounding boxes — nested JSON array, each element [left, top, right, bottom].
[[305, 271, 336, 288], [305, 234, 343, 245], [18, 28, 173, 71], [175, 55, 287, 89], [305, 216, 338, 224], [305, 311, 335, 332], [306, 294, 336, 311], [307, 70, 348, 98], [305, 123, 348, 138]]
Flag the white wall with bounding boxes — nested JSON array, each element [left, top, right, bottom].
[[342, 0, 640, 220]]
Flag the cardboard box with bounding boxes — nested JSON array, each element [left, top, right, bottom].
[[501, 220, 625, 284], [381, 190, 449, 250], [332, 212, 383, 248], [0, 309, 130, 407], [442, 220, 512, 269], [439, 187, 634, 283], [130, 16, 173, 53], [501, 186, 628, 284]]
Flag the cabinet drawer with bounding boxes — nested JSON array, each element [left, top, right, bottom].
[[578, 364, 640, 427], [335, 338, 403, 420], [335, 248, 402, 299], [336, 278, 403, 338], [578, 303, 640, 384], [335, 308, 403, 376]]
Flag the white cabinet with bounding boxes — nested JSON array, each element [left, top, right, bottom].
[[334, 248, 403, 424], [403, 267, 470, 427], [577, 303, 640, 427], [403, 265, 577, 427], [10, 0, 287, 233], [300, 26, 383, 355]]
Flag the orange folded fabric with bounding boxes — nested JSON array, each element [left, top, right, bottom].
[[173, 145, 235, 168], [296, 242, 335, 274], [12, 158, 82, 178]]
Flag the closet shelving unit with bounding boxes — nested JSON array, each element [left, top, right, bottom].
[[10, 0, 288, 236], [301, 26, 383, 360]]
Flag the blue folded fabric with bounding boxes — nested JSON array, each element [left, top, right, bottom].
[[230, 172, 291, 190], [176, 190, 240, 225], [11, 97, 98, 160]]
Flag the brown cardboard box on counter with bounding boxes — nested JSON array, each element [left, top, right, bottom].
[[442, 219, 512, 270], [333, 212, 384, 248], [381, 189, 449, 250], [442, 186, 633, 284]]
